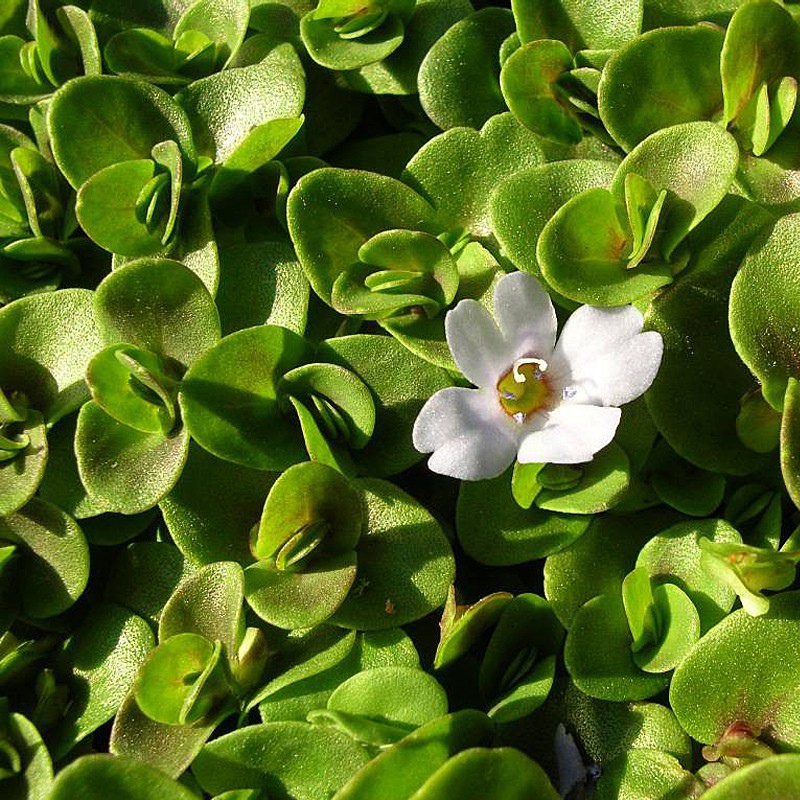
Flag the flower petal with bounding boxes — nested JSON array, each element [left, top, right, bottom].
[[493, 271, 557, 359], [413, 387, 518, 480], [445, 299, 514, 388], [550, 305, 663, 406], [517, 405, 621, 464]]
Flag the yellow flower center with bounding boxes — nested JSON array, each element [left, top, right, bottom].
[[497, 358, 551, 422]]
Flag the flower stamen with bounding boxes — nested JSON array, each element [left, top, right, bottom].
[[497, 357, 552, 422]]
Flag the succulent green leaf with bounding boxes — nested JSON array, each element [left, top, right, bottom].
[[598, 25, 725, 152], [511, 0, 642, 50], [631, 583, 700, 673], [0, 406, 46, 516], [490, 158, 617, 279], [730, 213, 800, 411], [49, 754, 198, 800], [592, 749, 702, 800], [75, 400, 190, 515], [500, 40, 582, 145], [457, 468, 589, 566], [331, 478, 454, 630], [0, 288, 101, 422], [564, 592, 670, 701], [301, 11, 404, 71], [49, 604, 154, 759], [721, 0, 800, 127], [331, 710, 495, 800], [418, 9, 516, 130], [49, 76, 195, 188], [135, 633, 230, 726], [611, 122, 740, 260], [174, 0, 250, 67], [699, 537, 800, 617], [246, 552, 358, 630], [95, 257, 220, 367], [192, 722, 369, 798], [176, 44, 304, 163], [87, 343, 179, 435], [0, 497, 88, 618], [161, 442, 276, 565], [288, 168, 435, 304], [670, 591, 800, 749], [411, 747, 560, 799], [636, 518, 741, 631], [645, 195, 773, 474]]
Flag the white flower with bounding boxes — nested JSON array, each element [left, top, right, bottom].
[[412, 272, 663, 480]]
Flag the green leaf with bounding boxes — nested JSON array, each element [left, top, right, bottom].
[[564, 592, 669, 701], [598, 25, 725, 151], [209, 117, 303, 226], [110, 689, 218, 779], [636, 518, 740, 632], [489, 158, 616, 279], [316, 666, 448, 743], [332, 478, 454, 630], [511, 0, 642, 50], [611, 121, 740, 260], [457, 468, 590, 566], [721, 0, 800, 127], [0, 407, 47, 516], [320, 334, 452, 476], [621, 566, 658, 653], [0, 288, 102, 422], [174, 0, 250, 67], [94, 258, 220, 366], [246, 553, 358, 629], [135, 633, 230, 725], [645, 195, 773, 474], [176, 44, 305, 163], [414, 747, 560, 799], [180, 325, 312, 471], [0, 497, 88, 618], [160, 442, 277, 565], [331, 710, 494, 800], [104, 28, 184, 83], [288, 168, 435, 304], [418, 8, 515, 130], [49, 754, 198, 800], [537, 185, 669, 305], [48, 75, 195, 188], [75, 400, 190, 515], [49, 604, 154, 759], [535, 442, 631, 514], [699, 755, 800, 799], [648, 442, 726, 516], [782, 378, 800, 508], [254, 461, 363, 561], [215, 240, 309, 337], [592, 750, 701, 800], [730, 212, 800, 411], [301, 12, 404, 71], [87, 343, 179, 435], [500, 40, 582, 145], [192, 722, 370, 798], [670, 591, 800, 749], [402, 113, 544, 240], [632, 583, 700, 673]]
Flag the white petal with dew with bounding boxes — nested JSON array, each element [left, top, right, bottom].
[[413, 386, 518, 480], [553, 304, 646, 367], [559, 331, 663, 406], [517, 404, 621, 464], [445, 299, 514, 388], [493, 272, 557, 360]]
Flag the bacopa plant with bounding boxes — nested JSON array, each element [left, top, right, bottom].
[[4, 0, 800, 798]]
